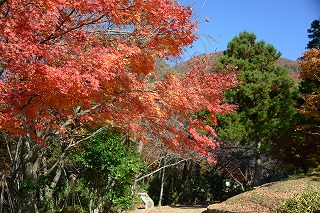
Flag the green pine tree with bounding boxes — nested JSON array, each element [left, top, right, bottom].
[[307, 18, 320, 50], [217, 31, 298, 186]]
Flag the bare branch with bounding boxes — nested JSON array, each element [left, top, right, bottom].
[[40, 13, 105, 44], [135, 158, 189, 182]]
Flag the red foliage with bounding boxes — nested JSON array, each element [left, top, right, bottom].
[[0, 0, 237, 156]]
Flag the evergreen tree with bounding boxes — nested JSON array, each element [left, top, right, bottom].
[[217, 31, 298, 186], [307, 19, 320, 49]]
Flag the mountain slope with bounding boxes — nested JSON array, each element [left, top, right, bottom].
[[172, 52, 300, 83]]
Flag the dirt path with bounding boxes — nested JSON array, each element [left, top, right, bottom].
[[127, 205, 208, 213]]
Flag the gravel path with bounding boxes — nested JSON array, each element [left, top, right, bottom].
[[127, 205, 208, 213]]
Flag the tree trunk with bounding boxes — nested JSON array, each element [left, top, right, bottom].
[[4, 135, 67, 213], [253, 141, 262, 187], [89, 191, 104, 213], [178, 161, 188, 203], [137, 140, 144, 153], [0, 175, 4, 213], [44, 162, 63, 199], [17, 137, 40, 213], [158, 166, 165, 207]]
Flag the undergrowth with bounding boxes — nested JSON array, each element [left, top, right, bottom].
[[275, 190, 320, 213]]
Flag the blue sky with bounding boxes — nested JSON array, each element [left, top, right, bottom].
[[179, 0, 320, 61]]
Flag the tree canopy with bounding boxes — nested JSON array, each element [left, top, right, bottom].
[[0, 0, 237, 156], [0, 2, 239, 212]]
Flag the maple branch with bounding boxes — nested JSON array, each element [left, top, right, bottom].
[[0, 0, 10, 19], [18, 94, 38, 110], [64, 13, 105, 30], [55, 9, 76, 33], [34, 103, 102, 141], [228, 169, 245, 191], [220, 146, 254, 151], [0, 0, 6, 8], [40, 13, 105, 44], [91, 28, 132, 35], [39, 9, 76, 44], [66, 126, 107, 150], [135, 158, 189, 182], [60, 103, 101, 129]]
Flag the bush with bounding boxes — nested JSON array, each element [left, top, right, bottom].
[[69, 130, 144, 212], [275, 190, 320, 213]]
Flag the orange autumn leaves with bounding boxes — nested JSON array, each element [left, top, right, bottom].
[[298, 48, 320, 122], [299, 49, 320, 82], [0, 0, 237, 156]]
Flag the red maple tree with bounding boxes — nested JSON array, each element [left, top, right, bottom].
[[0, 0, 237, 156]]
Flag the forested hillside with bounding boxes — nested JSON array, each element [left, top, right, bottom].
[[173, 51, 300, 82]]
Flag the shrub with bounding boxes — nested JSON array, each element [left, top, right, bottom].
[[275, 190, 320, 213], [69, 130, 144, 212]]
